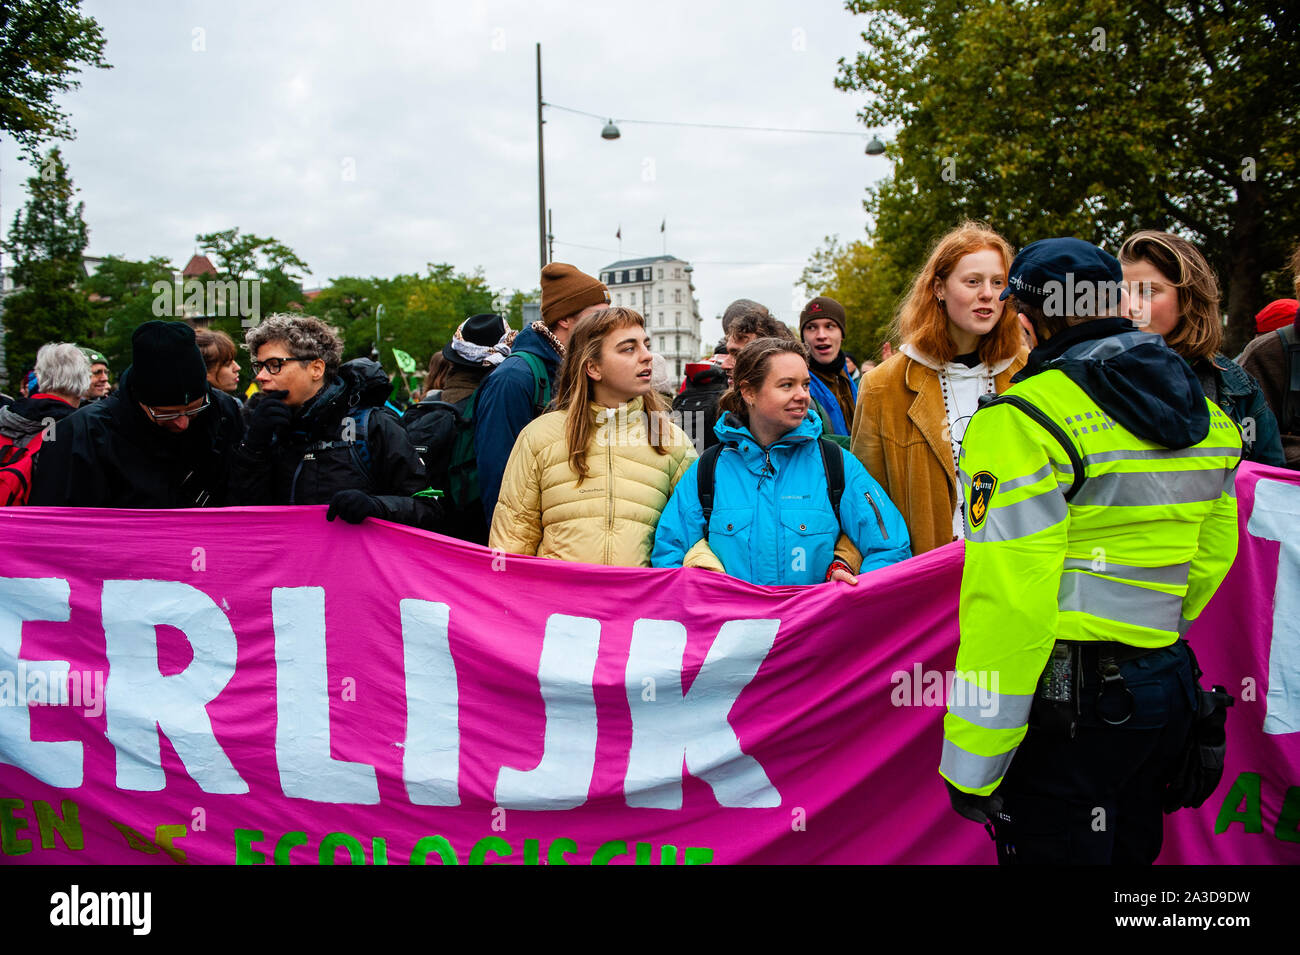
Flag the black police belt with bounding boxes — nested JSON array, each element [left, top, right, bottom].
[[1032, 640, 1173, 736]]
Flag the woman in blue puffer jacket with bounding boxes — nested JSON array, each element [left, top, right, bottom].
[[652, 337, 911, 585]]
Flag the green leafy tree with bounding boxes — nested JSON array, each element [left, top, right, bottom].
[[0, 0, 110, 158], [2, 147, 93, 384], [496, 287, 541, 329], [194, 227, 311, 343], [81, 255, 176, 373], [836, 0, 1300, 352], [309, 265, 496, 376]]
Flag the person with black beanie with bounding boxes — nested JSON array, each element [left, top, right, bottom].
[[30, 321, 245, 508]]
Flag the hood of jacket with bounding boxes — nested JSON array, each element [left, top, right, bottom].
[[684, 363, 728, 389], [508, 324, 562, 371], [1015, 317, 1210, 449], [899, 342, 1018, 379], [295, 358, 391, 433], [713, 407, 825, 473], [0, 394, 78, 439]]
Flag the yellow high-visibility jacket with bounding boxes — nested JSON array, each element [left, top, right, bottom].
[[941, 339, 1242, 795]]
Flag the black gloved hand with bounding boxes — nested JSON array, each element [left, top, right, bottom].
[[244, 390, 292, 450], [326, 489, 384, 524], [945, 779, 1003, 826]]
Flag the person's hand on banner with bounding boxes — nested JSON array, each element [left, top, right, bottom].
[[327, 489, 384, 524]]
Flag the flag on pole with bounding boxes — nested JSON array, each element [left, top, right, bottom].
[[616, 225, 622, 240], [660, 218, 666, 233]]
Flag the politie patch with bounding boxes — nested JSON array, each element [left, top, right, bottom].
[[968, 471, 998, 530]]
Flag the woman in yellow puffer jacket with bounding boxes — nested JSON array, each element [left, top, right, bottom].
[[489, 306, 697, 566]]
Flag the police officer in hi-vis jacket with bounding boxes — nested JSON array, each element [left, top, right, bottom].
[[940, 238, 1241, 864]]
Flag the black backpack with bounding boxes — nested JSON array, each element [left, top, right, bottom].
[[695, 437, 845, 542], [672, 367, 727, 453]]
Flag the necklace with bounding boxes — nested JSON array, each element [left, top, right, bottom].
[[937, 365, 995, 471]]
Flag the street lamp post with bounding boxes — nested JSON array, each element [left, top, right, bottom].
[[536, 43, 547, 271], [373, 303, 385, 363]]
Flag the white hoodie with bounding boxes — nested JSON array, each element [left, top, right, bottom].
[[900, 344, 1016, 539]]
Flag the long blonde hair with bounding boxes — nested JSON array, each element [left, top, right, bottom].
[[553, 306, 672, 483]]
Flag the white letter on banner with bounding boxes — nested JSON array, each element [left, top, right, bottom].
[[0, 578, 81, 788], [102, 580, 246, 792], [400, 599, 459, 805], [623, 618, 781, 809], [1246, 479, 1300, 734], [494, 614, 600, 809], [272, 587, 378, 803]]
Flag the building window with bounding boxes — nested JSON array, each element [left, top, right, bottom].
[[674, 289, 682, 303], [642, 268, 650, 280], [658, 289, 664, 304], [601, 273, 609, 284], [616, 271, 623, 283], [657, 268, 663, 279], [676, 333, 681, 351], [674, 268, 682, 279]]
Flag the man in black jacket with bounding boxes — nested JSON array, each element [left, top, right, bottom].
[[30, 322, 244, 508], [231, 313, 441, 530]]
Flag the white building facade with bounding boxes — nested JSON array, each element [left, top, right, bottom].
[[599, 254, 703, 381]]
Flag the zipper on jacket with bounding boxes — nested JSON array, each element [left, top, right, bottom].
[[864, 491, 889, 540], [605, 437, 614, 564]]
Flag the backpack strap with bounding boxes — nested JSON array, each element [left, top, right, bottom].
[[977, 393, 1085, 502], [818, 437, 845, 526], [516, 352, 552, 415], [696, 437, 846, 544], [696, 443, 724, 543], [290, 406, 375, 504]]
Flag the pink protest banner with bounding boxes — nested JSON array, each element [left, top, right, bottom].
[[0, 463, 1296, 865]]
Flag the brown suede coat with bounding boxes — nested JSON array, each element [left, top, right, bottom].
[[850, 348, 1027, 555]]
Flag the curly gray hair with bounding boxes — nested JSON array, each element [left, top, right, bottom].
[[244, 313, 344, 379], [35, 342, 91, 399]]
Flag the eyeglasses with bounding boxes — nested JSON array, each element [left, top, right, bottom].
[[144, 396, 210, 422], [251, 356, 316, 375]]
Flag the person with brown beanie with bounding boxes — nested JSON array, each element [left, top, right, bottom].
[[800, 296, 857, 437], [30, 320, 244, 507], [475, 262, 610, 523]]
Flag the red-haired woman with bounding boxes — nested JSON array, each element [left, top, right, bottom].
[[490, 307, 697, 566], [850, 222, 1027, 554]]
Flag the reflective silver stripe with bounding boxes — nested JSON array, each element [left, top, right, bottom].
[[1062, 558, 1190, 587], [966, 490, 1067, 542], [1058, 572, 1182, 631], [947, 679, 1033, 730], [1178, 615, 1194, 636], [958, 468, 971, 490], [1082, 446, 1240, 467], [940, 739, 1016, 791], [1070, 469, 1225, 508], [1223, 467, 1239, 499], [999, 462, 1057, 494]]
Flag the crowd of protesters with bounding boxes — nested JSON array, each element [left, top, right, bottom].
[[2, 227, 1298, 584]]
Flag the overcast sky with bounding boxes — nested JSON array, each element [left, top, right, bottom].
[[1, 0, 893, 344]]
